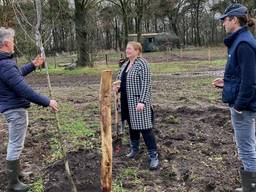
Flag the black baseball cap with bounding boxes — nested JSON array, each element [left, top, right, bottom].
[[218, 3, 248, 20]]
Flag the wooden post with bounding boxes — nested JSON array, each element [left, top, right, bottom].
[[208, 46, 211, 65], [100, 70, 112, 192], [89, 53, 92, 63], [166, 48, 169, 63], [105, 54, 108, 66], [180, 47, 183, 58], [54, 53, 57, 69]]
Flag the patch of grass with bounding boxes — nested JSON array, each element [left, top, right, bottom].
[[43, 101, 98, 162], [189, 77, 221, 102], [113, 167, 143, 192], [87, 102, 100, 114], [151, 59, 225, 74], [88, 122, 100, 130], [113, 181, 129, 192], [122, 167, 138, 178], [39, 64, 119, 76], [47, 137, 63, 162], [29, 178, 44, 192], [167, 115, 180, 124], [121, 167, 141, 184], [62, 119, 95, 137], [31, 57, 226, 76]]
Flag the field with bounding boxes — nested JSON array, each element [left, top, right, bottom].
[[0, 47, 242, 192]]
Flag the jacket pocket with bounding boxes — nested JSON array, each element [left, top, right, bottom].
[[222, 83, 239, 103]]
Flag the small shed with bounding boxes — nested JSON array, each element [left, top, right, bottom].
[[128, 32, 180, 52]]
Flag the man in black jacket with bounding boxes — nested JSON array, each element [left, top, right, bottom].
[[0, 27, 58, 192], [213, 4, 256, 192]]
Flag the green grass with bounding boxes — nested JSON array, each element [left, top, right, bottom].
[[44, 64, 119, 75], [151, 59, 225, 73], [33, 59, 226, 76], [29, 178, 44, 192], [113, 182, 129, 192], [43, 101, 99, 162], [189, 77, 222, 103], [113, 167, 142, 191], [16, 47, 227, 76], [61, 119, 95, 137]]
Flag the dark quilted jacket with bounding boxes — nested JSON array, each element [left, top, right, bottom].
[[0, 52, 50, 113]]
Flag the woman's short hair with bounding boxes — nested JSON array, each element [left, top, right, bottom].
[[127, 41, 142, 55]]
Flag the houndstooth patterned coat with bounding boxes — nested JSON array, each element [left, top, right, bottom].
[[117, 57, 153, 130]]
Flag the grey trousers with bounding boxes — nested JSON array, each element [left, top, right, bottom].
[[3, 108, 28, 161]]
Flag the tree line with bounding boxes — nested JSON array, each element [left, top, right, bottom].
[[0, 0, 255, 66]]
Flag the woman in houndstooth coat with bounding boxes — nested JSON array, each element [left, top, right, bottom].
[[113, 41, 159, 170]]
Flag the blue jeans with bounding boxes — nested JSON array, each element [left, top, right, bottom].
[[230, 107, 256, 172], [3, 108, 28, 161]]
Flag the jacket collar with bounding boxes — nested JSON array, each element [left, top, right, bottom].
[[224, 26, 248, 48], [0, 51, 14, 61]]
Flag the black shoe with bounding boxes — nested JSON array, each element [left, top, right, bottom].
[[148, 151, 159, 170], [126, 140, 139, 159], [7, 160, 30, 192], [126, 150, 139, 158], [235, 168, 256, 192]]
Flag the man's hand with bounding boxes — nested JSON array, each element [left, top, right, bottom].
[[49, 100, 58, 112], [32, 55, 45, 67], [212, 78, 224, 88], [136, 103, 145, 112]]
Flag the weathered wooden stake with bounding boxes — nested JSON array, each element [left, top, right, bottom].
[[54, 52, 57, 69], [100, 70, 112, 192], [105, 54, 108, 65], [180, 47, 183, 58], [208, 46, 211, 64]]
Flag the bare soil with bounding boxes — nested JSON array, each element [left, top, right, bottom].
[[0, 69, 242, 192]]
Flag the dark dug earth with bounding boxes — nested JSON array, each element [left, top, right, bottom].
[[0, 70, 242, 192]]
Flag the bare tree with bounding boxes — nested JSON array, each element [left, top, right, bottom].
[[134, 0, 152, 42], [108, 0, 131, 49]]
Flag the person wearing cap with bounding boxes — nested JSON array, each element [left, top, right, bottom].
[[0, 27, 58, 192], [212, 4, 256, 192]]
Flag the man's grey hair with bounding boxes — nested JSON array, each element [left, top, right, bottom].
[[0, 27, 15, 48]]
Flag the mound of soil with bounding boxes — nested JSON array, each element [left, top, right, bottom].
[[43, 149, 101, 192]]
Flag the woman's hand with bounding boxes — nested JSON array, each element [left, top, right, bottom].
[[112, 80, 121, 92], [136, 103, 145, 112]]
